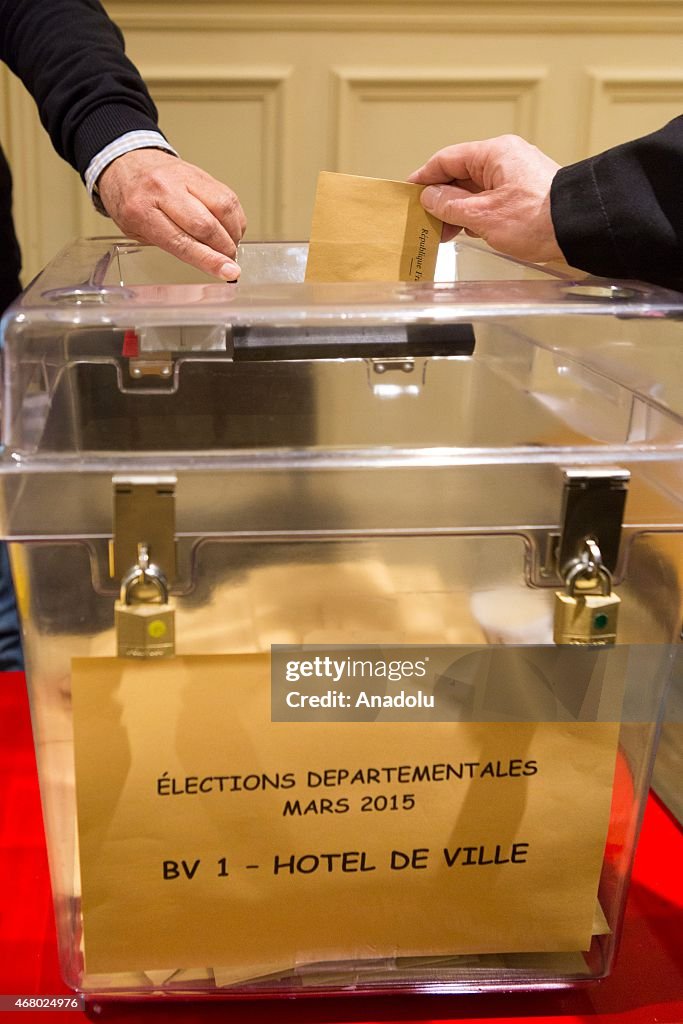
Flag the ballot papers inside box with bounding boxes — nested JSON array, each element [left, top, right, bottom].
[[2, 237, 683, 999]]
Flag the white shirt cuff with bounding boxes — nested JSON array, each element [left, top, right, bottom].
[[85, 131, 179, 213]]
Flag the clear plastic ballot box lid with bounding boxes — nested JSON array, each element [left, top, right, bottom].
[[1, 237, 683, 999]]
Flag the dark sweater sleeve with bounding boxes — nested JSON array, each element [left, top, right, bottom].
[[550, 116, 683, 291], [0, 0, 163, 179]]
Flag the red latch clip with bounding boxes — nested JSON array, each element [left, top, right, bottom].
[[122, 329, 139, 358]]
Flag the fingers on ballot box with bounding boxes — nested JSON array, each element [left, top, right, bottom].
[[1, 236, 682, 998]]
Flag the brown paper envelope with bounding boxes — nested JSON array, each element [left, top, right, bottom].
[[305, 171, 441, 283]]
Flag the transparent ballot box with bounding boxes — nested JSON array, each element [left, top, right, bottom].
[[1, 237, 683, 998]]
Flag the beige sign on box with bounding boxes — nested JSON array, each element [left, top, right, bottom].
[[71, 653, 620, 983], [305, 171, 442, 282]]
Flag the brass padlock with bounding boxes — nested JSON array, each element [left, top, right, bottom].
[[553, 561, 620, 645], [115, 559, 175, 658]]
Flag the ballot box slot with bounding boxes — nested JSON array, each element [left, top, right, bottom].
[[229, 322, 476, 361]]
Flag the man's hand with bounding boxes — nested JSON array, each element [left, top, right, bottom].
[[408, 134, 563, 264], [97, 149, 247, 280]]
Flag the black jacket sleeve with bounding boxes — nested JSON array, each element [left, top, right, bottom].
[[0, 0, 163, 179], [550, 116, 683, 292]]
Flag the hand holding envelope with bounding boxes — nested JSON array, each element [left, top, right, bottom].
[[305, 171, 442, 283]]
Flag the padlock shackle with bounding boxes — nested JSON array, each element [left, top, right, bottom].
[[119, 561, 169, 605], [564, 559, 613, 597]]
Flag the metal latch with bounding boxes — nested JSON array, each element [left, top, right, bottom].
[[129, 354, 174, 379], [123, 325, 230, 380], [368, 357, 423, 397], [122, 329, 173, 379], [555, 467, 629, 578], [371, 358, 415, 374], [109, 475, 177, 585]]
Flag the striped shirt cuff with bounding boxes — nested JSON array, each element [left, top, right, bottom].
[[85, 131, 179, 214]]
